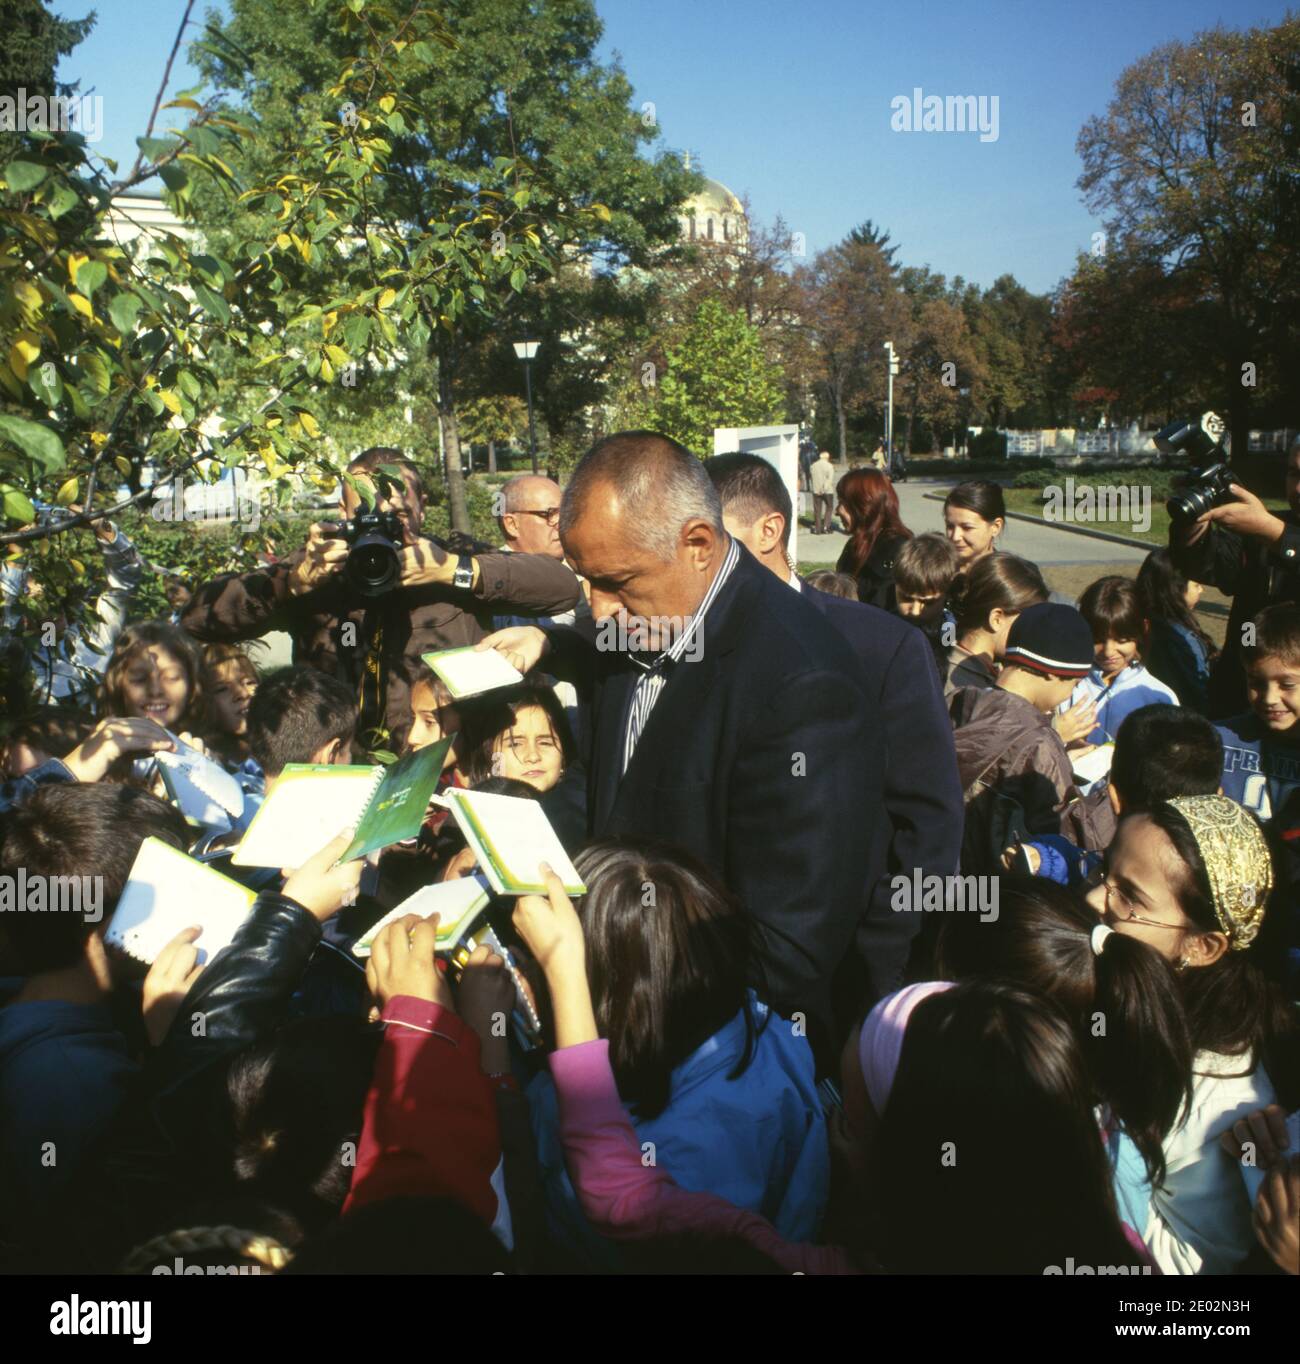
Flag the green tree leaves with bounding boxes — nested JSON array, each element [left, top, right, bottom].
[[653, 300, 787, 453]]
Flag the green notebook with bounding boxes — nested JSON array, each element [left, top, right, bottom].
[[351, 873, 493, 957], [232, 738, 451, 869], [444, 787, 586, 896]]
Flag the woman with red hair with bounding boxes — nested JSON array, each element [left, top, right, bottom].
[[833, 467, 913, 609]]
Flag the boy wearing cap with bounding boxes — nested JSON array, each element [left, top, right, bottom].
[[949, 602, 1096, 873]]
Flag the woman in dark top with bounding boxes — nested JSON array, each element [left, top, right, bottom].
[[1136, 548, 1218, 715], [834, 467, 913, 610], [943, 481, 1006, 575]]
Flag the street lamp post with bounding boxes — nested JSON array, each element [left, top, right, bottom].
[[513, 340, 540, 475], [883, 340, 899, 469]]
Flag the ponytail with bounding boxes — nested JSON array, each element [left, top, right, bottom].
[[938, 881, 1192, 1187], [1089, 928, 1192, 1187]]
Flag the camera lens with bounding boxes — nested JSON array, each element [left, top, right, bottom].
[[1166, 485, 1217, 525], [346, 533, 400, 596]]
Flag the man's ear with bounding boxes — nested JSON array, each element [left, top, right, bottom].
[[682, 517, 719, 570], [759, 510, 786, 555], [500, 511, 518, 541]]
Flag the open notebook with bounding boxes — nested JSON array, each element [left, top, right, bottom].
[[351, 872, 493, 957], [154, 735, 246, 831], [444, 788, 585, 896], [106, 837, 257, 966], [423, 646, 524, 700], [232, 738, 450, 870]]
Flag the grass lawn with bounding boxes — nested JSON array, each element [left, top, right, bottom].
[[1002, 486, 1292, 547], [1001, 486, 1169, 544]]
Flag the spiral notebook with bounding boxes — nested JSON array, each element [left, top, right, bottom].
[[156, 739, 246, 831], [106, 837, 257, 966], [231, 738, 451, 870], [423, 646, 524, 699], [351, 872, 493, 957], [444, 788, 586, 896]]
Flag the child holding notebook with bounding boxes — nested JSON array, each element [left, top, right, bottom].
[[520, 838, 829, 1267]]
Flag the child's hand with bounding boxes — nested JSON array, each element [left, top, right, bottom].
[[1253, 1155, 1299, 1276], [282, 832, 363, 921], [365, 913, 453, 1011], [1219, 1103, 1291, 1169], [1052, 696, 1098, 747], [142, 927, 205, 1047], [62, 717, 174, 782], [512, 864, 584, 981], [457, 945, 515, 1073]]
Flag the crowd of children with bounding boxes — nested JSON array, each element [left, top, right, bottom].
[[0, 470, 1297, 1279]]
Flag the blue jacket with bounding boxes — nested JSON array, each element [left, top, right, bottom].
[[1145, 619, 1212, 715], [0, 757, 74, 814], [1215, 713, 1300, 825], [0, 982, 138, 1246], [1067, 662, 1179, 746], [528, 996, 829, 1267]]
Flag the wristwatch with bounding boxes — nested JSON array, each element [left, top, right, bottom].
[[452, 553, 475, 590]]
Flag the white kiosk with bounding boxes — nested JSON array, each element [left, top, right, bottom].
[[711, 423, 802, 565]]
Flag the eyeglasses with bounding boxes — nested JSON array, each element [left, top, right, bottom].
[[516, 507, 561, 525], [1097, 876, 1186, 933]]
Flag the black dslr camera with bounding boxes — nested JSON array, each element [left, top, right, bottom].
[[1158, 412, 1234, 526], [332, 509, 404, 597]]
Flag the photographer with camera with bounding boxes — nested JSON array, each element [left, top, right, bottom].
[[182, 447, 580, 750], [1167, 419, 1300, 717]]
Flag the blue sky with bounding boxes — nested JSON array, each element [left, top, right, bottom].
[[53, 0, 1292, 294]]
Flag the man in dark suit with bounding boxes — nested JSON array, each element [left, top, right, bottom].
[[706, 453, 963, 1014], [480, 432, 886, 1046]]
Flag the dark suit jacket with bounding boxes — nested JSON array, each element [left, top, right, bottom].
[[800, 584, 964, 1008], [551, 546, 887, 1040]]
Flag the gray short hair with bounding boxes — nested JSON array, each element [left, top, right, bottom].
[[560, 431, 723, 561]]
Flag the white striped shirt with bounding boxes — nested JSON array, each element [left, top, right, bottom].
[[621, 536, 740, 774]]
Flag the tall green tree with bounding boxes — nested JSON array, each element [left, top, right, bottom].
[[1076, 16, 1300, 452], [0, 0, 96, 163], [1, 0, 561, 724], [191, 0, 696, 530], [652, 298, 786, 454]]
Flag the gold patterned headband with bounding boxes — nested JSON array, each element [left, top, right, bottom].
[[1166, 795, 1272, 950]]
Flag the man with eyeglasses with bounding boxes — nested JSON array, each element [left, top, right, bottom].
[[494, 474, 587, 744], [498, 475, 565, 560]]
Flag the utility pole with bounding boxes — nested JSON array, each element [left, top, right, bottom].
[[883, 340, 899, 467]]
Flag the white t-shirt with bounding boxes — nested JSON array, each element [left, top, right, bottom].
[[1143, 1049, 1275, 1275]]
